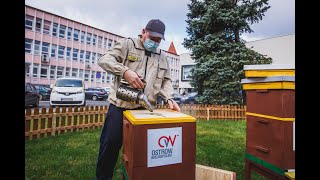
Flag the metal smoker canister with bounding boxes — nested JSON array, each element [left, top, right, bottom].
[[116, 84, 154, 112]]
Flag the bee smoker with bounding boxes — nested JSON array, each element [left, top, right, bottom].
[[116, 79, 154, 112]]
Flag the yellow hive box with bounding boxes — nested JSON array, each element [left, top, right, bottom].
[[244, 64, 295, 78], [241, 76, 295, 90]]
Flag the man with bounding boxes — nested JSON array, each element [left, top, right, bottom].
[[95, 19, 180, 180]]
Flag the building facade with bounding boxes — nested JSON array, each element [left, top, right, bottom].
[[162, 42, 180, 91], [178, 53, 195, 94], [25, 5, 123, 88], [25, 5, 181, 90]]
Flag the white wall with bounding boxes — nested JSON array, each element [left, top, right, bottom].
[[179, 53, 195, 91], [178, 34, 295, 92], [245, 34, 295, 66]]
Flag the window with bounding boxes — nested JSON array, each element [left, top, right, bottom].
[[25, 15, 34, 30], [79, 69, 84, 79], [80, 50, 84, 62], [87, 33, 91, 44], [65, 67, 71, 77], [74, 29, 79, 41], [72, 68, 78, 77], [40, 65, 48, 78], [81, 31, 85, 43], [51, 44, 57, 58], [42, 42, 50, 55], [104, 38, 108, 48], [50, 65, 56, 79], [84, 70, 90, 81], [73, 49, 79, 61], [34, 40, 40, 55], [108, 39, 113, 48], [55, 79, 83, 87], [91, 71, 96, 82], [176, 70, 178, 79], [43, 20, 51, 34], [102, 73, 105, 83], [59, 25, 66, 38], [35, 18, 42, 32], [57, 67, 64, 78], [85, 51, 91, 63], [107, 73, 114, 83], [98, 36, 103, 48], [25, 39, 32, 53], [66, 47, 71, 60], [26, 65, 30, 77], [33, 64, 39, 77], [97, 53, 101, 61], [52, 23, 58, 37], [67, 27, 72, 40], [58, 46, 65, 59], [92, 35, 97, 46], [92, 52, 96, 64], [181, 65, 194, 81]]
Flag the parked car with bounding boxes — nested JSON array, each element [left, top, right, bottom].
[[172, 91, 184, 104], [49, 78, 86, 106], [156, 91, 184, 105], [25, 82, 40, 108], [85, 88, 108, 101], [183, 92, 200, 104], [34, 84, 51, 100]]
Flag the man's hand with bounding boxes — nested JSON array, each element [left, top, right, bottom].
[[168, 99, 181, 112], [123, 69, 144, 89]]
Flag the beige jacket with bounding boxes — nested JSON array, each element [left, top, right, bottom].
[[98, 37, 174, 109]]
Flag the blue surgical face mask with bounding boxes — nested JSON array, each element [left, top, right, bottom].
[[143, 38, 160, 52]]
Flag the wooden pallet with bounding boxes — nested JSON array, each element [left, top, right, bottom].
[[196, 164, 236, 180]]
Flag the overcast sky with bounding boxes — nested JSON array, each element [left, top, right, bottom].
[[25, 0, 295, 55]]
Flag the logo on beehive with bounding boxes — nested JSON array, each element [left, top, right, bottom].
[[158, 135, 178, 148], [147, 127, 182, 167]]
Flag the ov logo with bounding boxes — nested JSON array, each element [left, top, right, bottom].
[[158, 135, 178, 148]]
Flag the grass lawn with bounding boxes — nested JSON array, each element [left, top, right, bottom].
[[25, 120, 266, 180]]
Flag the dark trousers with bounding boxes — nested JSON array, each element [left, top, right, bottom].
[[95, 103, 143, 180], [95, 103, 125, 180]]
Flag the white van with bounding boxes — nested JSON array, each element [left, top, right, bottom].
[[49, 78, 86, 106]]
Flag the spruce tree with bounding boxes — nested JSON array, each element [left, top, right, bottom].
[[183, 0, 272, 104]]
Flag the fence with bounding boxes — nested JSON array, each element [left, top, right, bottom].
[[25, 106, 108, 141], [25, 104, 246, 141], [157, 104, 247, 120]]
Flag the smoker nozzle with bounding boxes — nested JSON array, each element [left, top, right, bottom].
[[137, 93, 154, 112]]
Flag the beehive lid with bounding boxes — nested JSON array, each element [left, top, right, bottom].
[[123, 109, 196, 125], [244, 64, 295, 77], [241, 76, 295, 90]]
